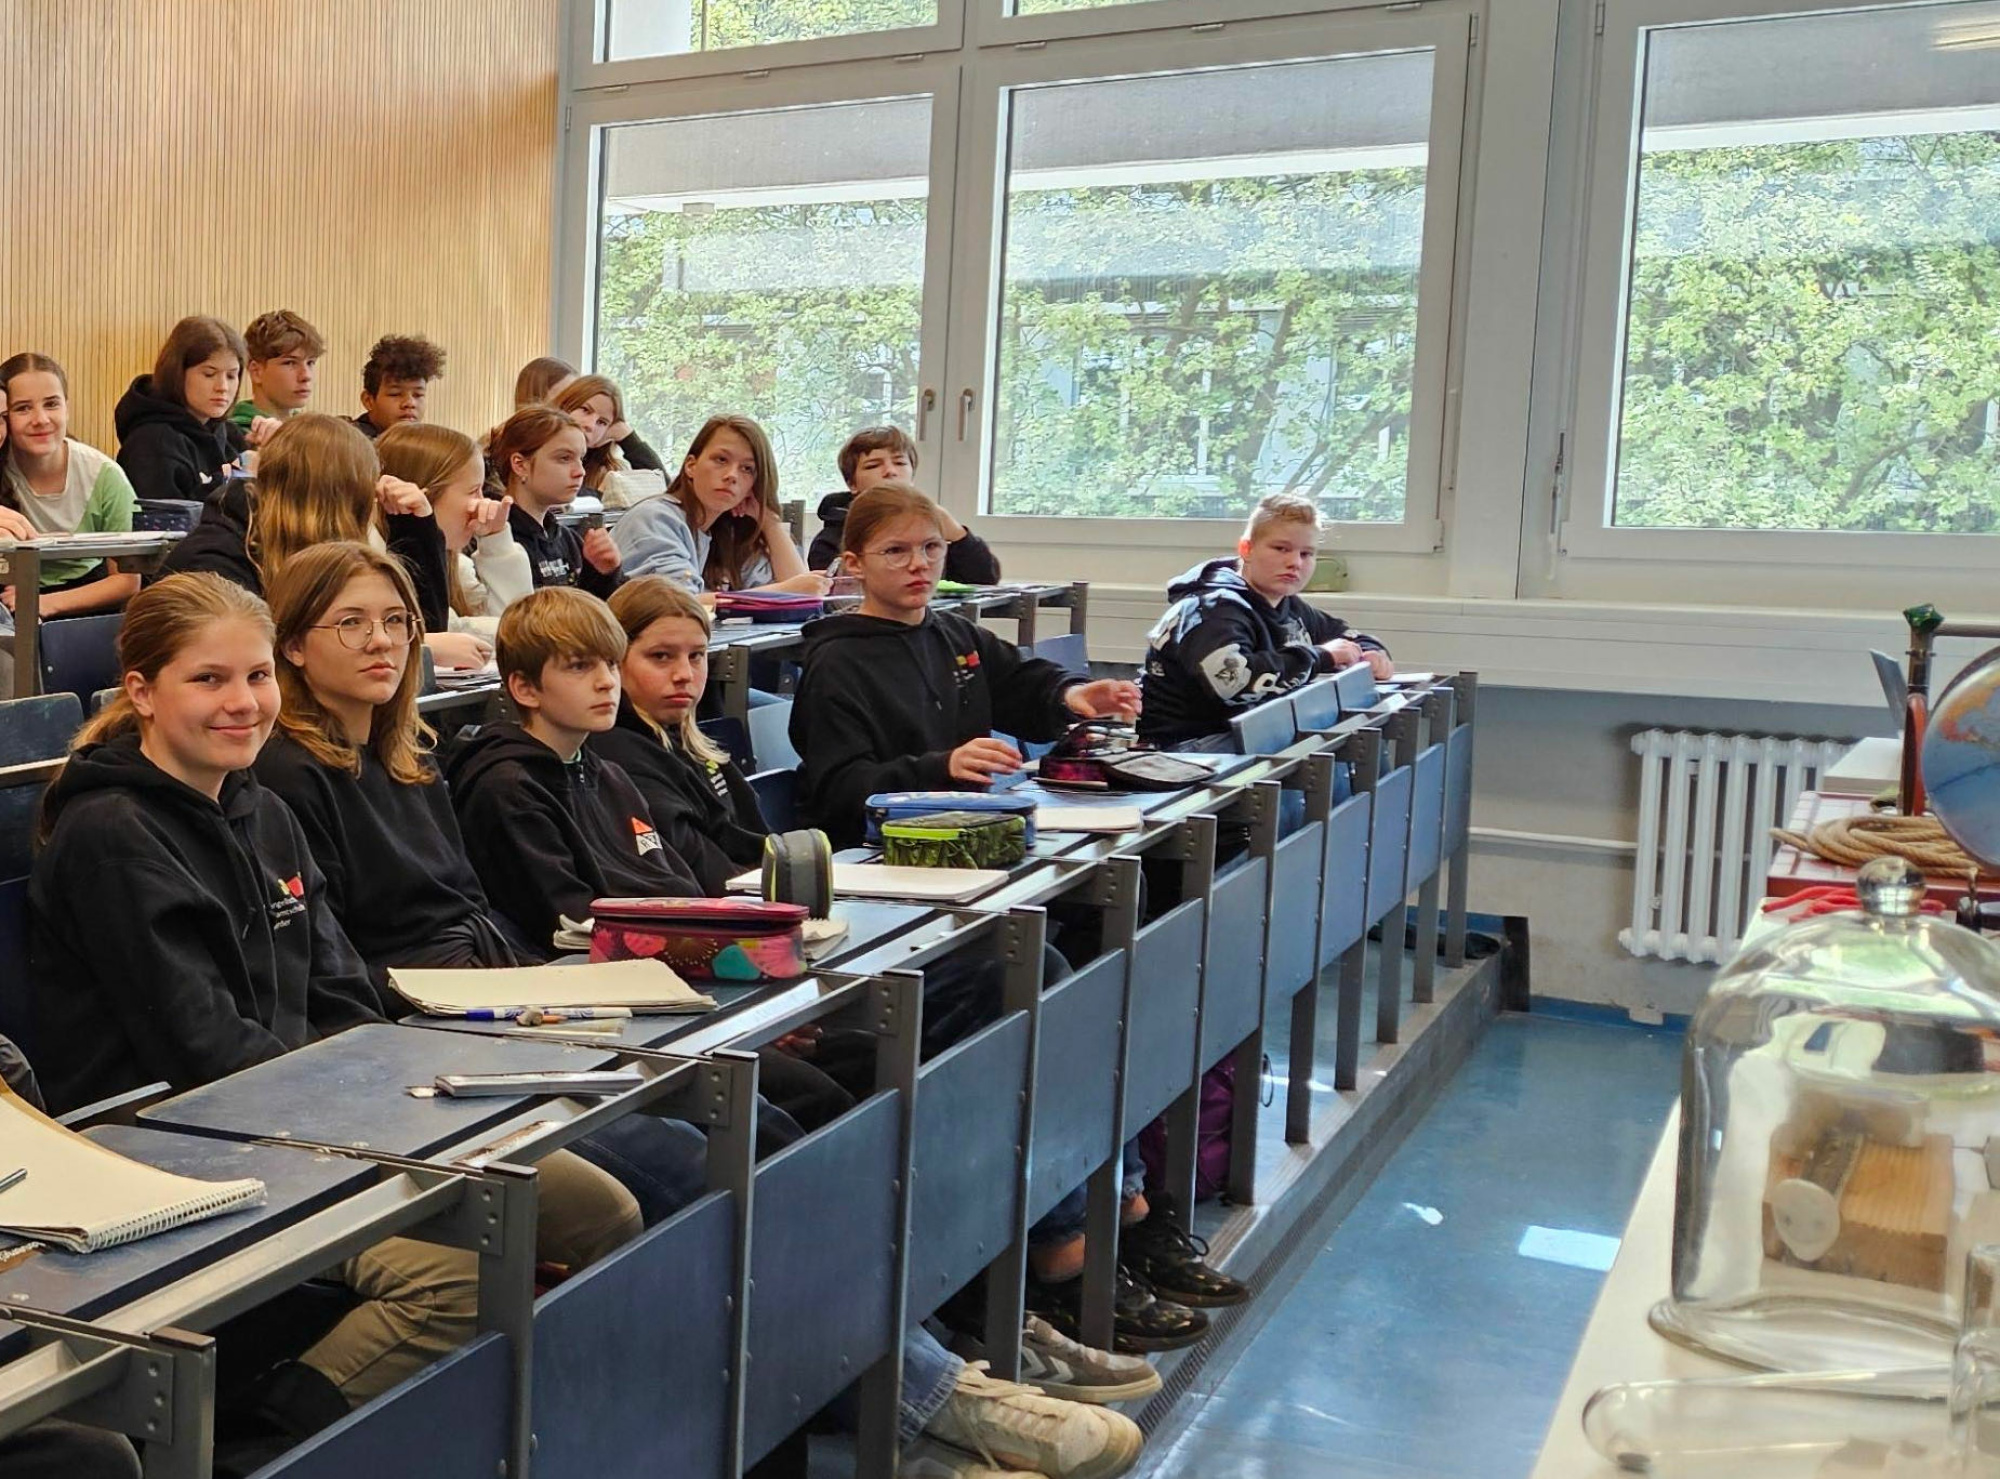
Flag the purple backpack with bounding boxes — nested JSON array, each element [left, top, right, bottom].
[[1137, 1059, 1237, 1203]]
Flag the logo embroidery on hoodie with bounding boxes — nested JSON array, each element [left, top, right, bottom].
[[953, 650, 981, 689], [632, 818, 663, 856], [268, 873, 307, 930]]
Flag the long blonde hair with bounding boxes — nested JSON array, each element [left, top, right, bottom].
[[268, 541, 434, 786], [607, 577, 727, 767], [376, 421, 481, 617], [553, 375, 628, 491], [48, 574, 274, 836], [248, 414, 379, 586]]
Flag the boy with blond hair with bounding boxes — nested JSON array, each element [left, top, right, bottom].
[[446, 586, 697, 956], [1138, 491, 1391, 750]]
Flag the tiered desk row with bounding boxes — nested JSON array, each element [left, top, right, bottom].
[[0, 576, 1478, 1479]]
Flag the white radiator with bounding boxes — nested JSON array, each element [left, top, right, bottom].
[[1620, 729, 1854, 965]]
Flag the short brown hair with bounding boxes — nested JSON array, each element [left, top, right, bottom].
[[1242, 491, 1321, 544], [837, 426, 919, 489], [497, 586, 626, 688], [361, 335, 445, 395], [150, 316, 247, 414], [244, 310, 327, 363], [840, 479, 944, 558], [488, 405, 583, 494]]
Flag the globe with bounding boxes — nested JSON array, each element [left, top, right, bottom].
[[1922, 649, 2000, 870]]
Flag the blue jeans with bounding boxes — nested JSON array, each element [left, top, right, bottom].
[[1030, 1140, 1146, 1249], [900, 1329, 964, 1445]]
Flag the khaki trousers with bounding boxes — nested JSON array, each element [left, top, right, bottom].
[[300, 1148, 641, 1402]]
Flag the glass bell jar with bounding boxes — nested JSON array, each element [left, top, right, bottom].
[[1653, 857, 2000, 1373]]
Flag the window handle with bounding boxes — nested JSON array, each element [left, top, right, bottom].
[[957, 388, 975, 441], [917, 387, 937, 441]]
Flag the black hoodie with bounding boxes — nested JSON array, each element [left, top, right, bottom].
[[509, 503, 624, 600], [807, 491, 1002, 584], [445, 721, 699, 957], [254, 732, 523, 976], [28, 735, 383, 1115], [152, 480, 260, 591], [790, 607, 1078, 847], [114, 375, 246, 505], [1137, 557, 1387, 749], [589, 702, 768, 895]]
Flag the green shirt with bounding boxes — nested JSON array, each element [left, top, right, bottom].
[[3, 440, 139, 586]]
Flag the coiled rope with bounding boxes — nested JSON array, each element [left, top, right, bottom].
[[1771, 812, 1996, 879]]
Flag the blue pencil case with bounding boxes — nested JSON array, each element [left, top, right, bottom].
[[865, 790, 1038, 846]]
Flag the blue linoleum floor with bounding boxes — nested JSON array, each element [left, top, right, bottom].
[[1141, 1011, 1684, 1479]]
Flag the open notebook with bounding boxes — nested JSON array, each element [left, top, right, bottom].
[[390, 958, 716, 1015], [727, 862, 1009, 905], [0, 1089, 266, 1253]]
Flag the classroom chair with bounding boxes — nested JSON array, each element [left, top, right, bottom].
[[38, 613, 123, 710], [1227, 693, 1297, 755], [746, 697, 799, 773], [697, 716, 753, 770], [1291, 675, 1341, 733], [1333, 661, 1379, 713], [748, 767, 798, 833], [0, 692, 82, 878], [1031, 632, 1088, 675]]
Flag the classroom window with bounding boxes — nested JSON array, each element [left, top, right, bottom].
[[1607, 2, 2000, 535], [984, 50, 1435, 523], [593, 97, 932, 496], [603, 0, 935, 59]]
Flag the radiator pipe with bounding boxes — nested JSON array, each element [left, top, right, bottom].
[[1469, 826, 1639, 856]]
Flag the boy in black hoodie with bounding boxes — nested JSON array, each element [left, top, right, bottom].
[[808, 426, 1001, 584], [792, 481, 1137, 848], [448, 585, 698, 956], [1138, 492, 1392, 751], [114, 315, 253, 503]]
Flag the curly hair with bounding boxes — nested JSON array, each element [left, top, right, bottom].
[[361, 334, 446, 394]]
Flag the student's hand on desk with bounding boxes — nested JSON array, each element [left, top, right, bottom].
[[470, 495, 514, 541], [1065, 679, 1142, 721], [1362, 649, 1395, 681], [376, 476, 432, 518], [950, 737, 1024, 785], [427, 630, 493, 671], [0, 506, 34, 542], [581, 527, 622, 574]]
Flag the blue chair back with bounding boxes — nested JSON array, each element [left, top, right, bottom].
[[1031, 632, 1087, 674], [1291, 676, 1341, 733], [0, 693, 81, 878], [748, 768, 798, 833], [38, 614, 124, 709], [746, 698, 799, 772], [92, 688, 120, 713], [1228, 694, 1296, 755], [1333, 662, 1378, 712], [697, 716, 753, 769]]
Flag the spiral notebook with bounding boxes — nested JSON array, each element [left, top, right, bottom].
[[0, 1088, 267, 1253]]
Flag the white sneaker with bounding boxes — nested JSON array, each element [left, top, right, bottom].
[[901, 1434, 1043, 1478], [1020, 1317, 1163, 1405], [926, 1362, 1143, 1479]]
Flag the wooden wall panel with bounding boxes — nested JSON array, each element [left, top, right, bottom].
[[0, 1, 559, 451]]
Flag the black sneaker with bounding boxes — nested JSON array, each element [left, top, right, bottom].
[[1028, 1267, 1209, 1354], [1119, 1214, 1250, 1309]]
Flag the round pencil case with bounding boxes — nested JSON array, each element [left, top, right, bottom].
[[588, 896, 810, 982], [880, 810, 1029, 870], [761, 828, 834, 918]]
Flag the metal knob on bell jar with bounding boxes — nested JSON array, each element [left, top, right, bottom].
[[1857, 856, 1927, 920]]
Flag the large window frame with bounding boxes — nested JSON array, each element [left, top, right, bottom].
[[1556, 0, 2000, 573], [937, 10, 1472, 554]]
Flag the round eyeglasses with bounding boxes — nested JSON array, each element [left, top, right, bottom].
[[311, 612, 417, 650]]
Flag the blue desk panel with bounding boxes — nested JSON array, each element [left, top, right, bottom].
[[0, 1126, 373, 1353], [139, 1024, 617, 1157]]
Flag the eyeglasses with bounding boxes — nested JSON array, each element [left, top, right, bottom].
[[865, 541, 948, 569], [312, 612, 417, 650]]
